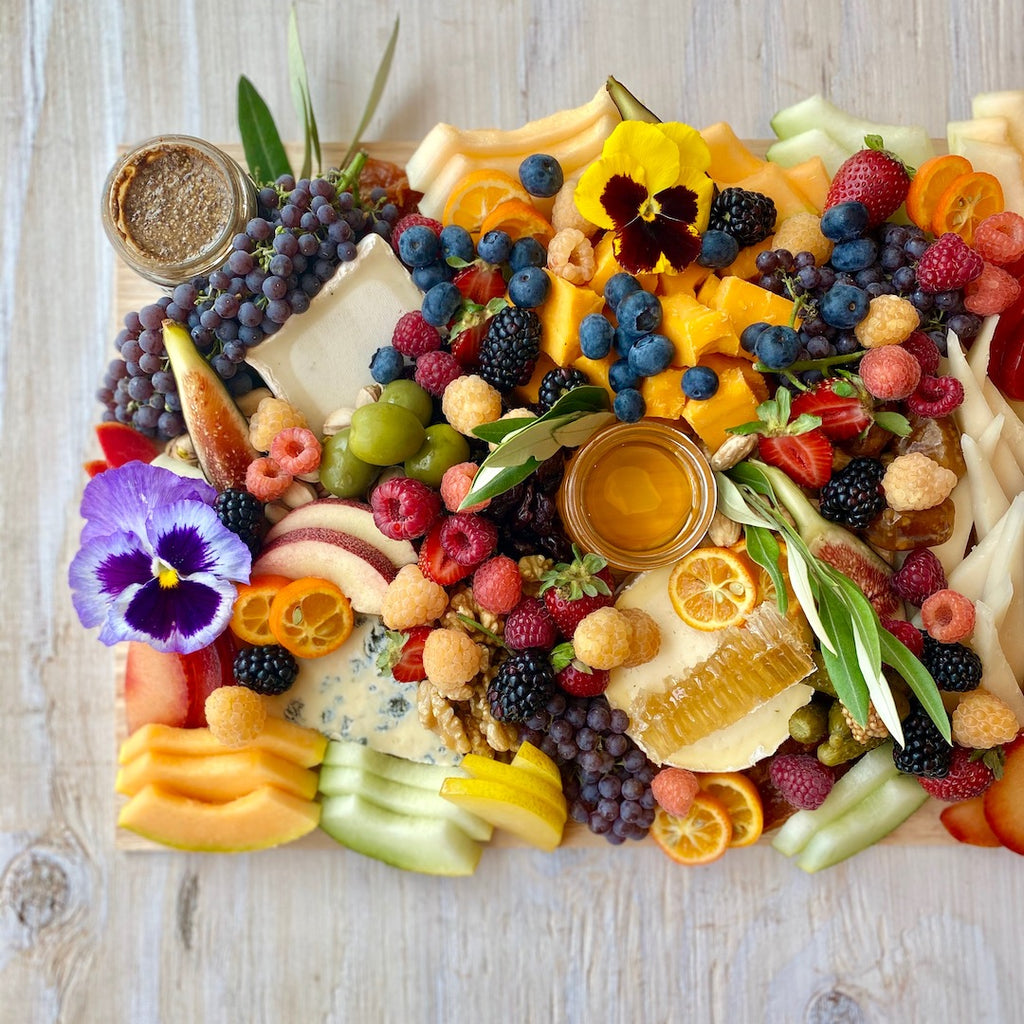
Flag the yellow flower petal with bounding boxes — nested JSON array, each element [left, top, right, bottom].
[[676, 167, 715, 232], [656, 122, 712, 175], [575, 152, 640, 229], [602, 121, 682, 193]]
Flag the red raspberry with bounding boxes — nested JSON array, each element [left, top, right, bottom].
[[414, 350, 463, 397], [972, 211, 1024, 265], [769, 753, 835, 810], [391, 311, 443, 358], [921, 588, 976, 643], [245, 456, 293, 501], [472, 556, 522, 615], [650, 767, 700, 817], [556, 661, 610, 697], [900, 331, 941, 376], [439, 512, 497, 567], [918, 745, 996, 802], [504, 597, 559, 651], [914, 233, 984, 293], [963, 261, 1021, 315], [891, 547, 947, 606], [858, 344, 921, 400], [391, 214, 442, 257], [906, 374, 964, 418], [880, 616, 925, 658], [370, 476, 442, 541], [269, 426, 321, 475]]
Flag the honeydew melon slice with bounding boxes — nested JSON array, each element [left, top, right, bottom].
[[766, 129, 851, 177], [947, 116, 1012, 147], [322, 739, 463, 787], [972, 90, 1024, 150], [945, 136, 1024, 215]]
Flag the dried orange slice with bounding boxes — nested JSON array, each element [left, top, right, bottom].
[[697, 772, 764, 847], [667, 546, 758, 631], [268, 577, 354, 659], [650, 793, 733, 865], [931, 170, 1004, 244], [479, 198, 555, 245], [229, 574, 293, 645], [905, 154, 973, 231], [442, 169, 532, 235]]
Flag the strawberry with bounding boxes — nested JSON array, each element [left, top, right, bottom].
[[790, 378, 872, 440], [730, 387, 834, 489], [918, 745, 1000, 802], [823, 136, 912, 227], [939, 796, 1004, 847], [453, 263, 506, 305], [538, 547, 615, 638], [380, 625, 432, 683], [450, 319, 491, 368], [417, 521, 473, 586]]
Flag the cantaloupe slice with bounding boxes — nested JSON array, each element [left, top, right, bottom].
[[781, 156, 831, 212], [118, 784, 320, 852], [116, 748, 320, 802], [709, 275, 800, 335], [118, 718, 328, 769], [700, 122, 765, 182], [724, 163, 816, 222]]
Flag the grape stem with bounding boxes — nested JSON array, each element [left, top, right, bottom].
[[330, 151, 368, 197], [754, 350, 864, 376]]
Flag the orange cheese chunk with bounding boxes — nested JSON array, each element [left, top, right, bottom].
[[536, 271, 604, 367], [640, 368, 687, 420], [682, 366, 762, 452], [709, 275, 799, 337]]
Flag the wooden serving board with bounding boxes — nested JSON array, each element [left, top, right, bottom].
[[113, 140, 952, 852]]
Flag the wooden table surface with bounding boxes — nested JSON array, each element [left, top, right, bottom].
[[4, 2, 1024, 1021]]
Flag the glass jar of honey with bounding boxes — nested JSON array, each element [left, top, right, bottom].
[[557, 421, 717, 571]]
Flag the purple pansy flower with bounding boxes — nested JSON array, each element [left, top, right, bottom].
[[69, 463, 250, 653]]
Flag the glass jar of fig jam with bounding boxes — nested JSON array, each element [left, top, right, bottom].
[[101, 135, 257, 287], [557, 421, 717, 571]]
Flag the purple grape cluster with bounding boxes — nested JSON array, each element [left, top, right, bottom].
[[98, 169, 399, 440], [520, 693, 659, 845]]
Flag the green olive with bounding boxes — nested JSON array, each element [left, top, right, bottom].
[[404, 424, 472, 487], [348, 402, 426, 466], [319, 428, 381, 498], [379, 378, 434, 426]]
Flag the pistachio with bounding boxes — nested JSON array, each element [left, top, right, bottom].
[[165, 433, 198, 465], [356, 384, 382, 408], [321, 407, 355, 435], [280, 480, 318, 509]]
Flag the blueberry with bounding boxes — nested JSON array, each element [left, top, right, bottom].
[[411, 261, 453, 292], [627, 333, 674, 377], [507, 266, 550, 308], [830, 238, 878, 273], [398, 225, 441, 268], [820, 201, 870, 242], [616, 289, 662, 336], [613, 387, 645, 422], [369, 346, 405, 384], [604, 272, 641, 312], [681, 365, 719, 400], [613, 327, 638, 357], [819, 283, 870, 329], [439, 224, 475, 264], [891, 265, 917, 293], [519, 154, 564, 198], [754, 325, 801, 369], [740, 321, 769, 354], [477, 229, 512, 264], [697, 229, 740, 269], [509, 237, 547, 272], [608, 358, 640, 393], [579, 314, 614, 359], [421, 281, 462, 327]]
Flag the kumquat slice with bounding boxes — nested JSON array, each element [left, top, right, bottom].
[[229, 574, 293, 645], [268, 577, 354, 659]]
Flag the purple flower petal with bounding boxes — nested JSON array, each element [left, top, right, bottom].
[[654, 184, 699, 225], [79, 462, 216, 545], [69, 530, 152, 628], [601, 173, 648, 231], [147, 500, 252, 582]]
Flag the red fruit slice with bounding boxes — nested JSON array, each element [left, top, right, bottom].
[[184, 632, 236, 728], [790, 383, 872, 441], [95, 422, 162, 467], [941, 796, 1003, 848], [453, 265, 507, 305], [757, 430, 833, 489], [417, 521, 474, 586], [987, 284, 1024, 399], [124, 642, 191, 733], [83, 459, 110, 478], [391, 626, 432, 683], [982, 735, 1024, 853]]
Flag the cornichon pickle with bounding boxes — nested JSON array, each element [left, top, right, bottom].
[[788, 701, 830, 744]]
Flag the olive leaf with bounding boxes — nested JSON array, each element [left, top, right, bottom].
[[238, 75, 292, 184], [743, 525, 788, 617], [879, 629, 951, 744], [342, 15, 400, 169], [288, 5, 321, 180], [471, 417, 537, 445]]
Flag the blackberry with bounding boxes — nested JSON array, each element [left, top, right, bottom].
[[215, 488, 265, 555], [537, 366, 590, 412], [478, 305, 542, 393], [818, 457, 886, 529], [920, 636, 983, 692], [233, 644, 299, 696], [708, 187, 777, 247], [892, 702, 952, 778], [487, 649, 555, 722]]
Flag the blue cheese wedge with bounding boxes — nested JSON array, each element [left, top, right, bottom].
[[244, 234, 423, 435], [264, 614, 459, 766]]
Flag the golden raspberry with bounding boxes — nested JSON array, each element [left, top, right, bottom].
[[572, 607, 632, 670], [547, 228, 596, 284], [381, 565, 449, 630], [853, 294, 920, 349], [248, 397, 308, 452], [552, 175, 598, 238], [771, 213, 833, 265], [619, 607, 661, 668], [951, 689, 1020, 748], [882, 452, 958, 511], [205, 686, 266, 748], [421, 628, 484, 693], [441, 374, 503, 436]]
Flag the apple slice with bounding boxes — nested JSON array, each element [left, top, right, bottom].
[[264, 498, 416, 568], [511, 740, 563, 789], [459, 752, 567, 815], [252, 527, 397, 614], [124, 642, 191, 733], [440, 776, 566, 852], [983, 734, 1024, 854], [940, 797, 1003, 847]]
